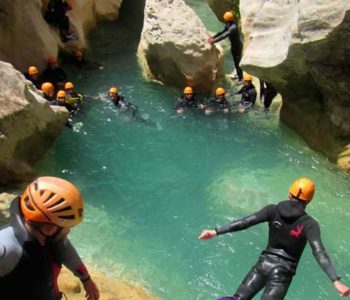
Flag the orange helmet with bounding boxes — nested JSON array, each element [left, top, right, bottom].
[[216, 87, 225, 96], [28, 66, 39, 75], [20, 177, 84, 227], [41, 82, 54, 95], [64, 82, 74, 90], [109, 87, 118, 94], [48, 56, 57, 64], [223, 12, 234, 22], [183, 86, 193, 94], [289, 177, 315, 203], [74, 50, 83, 57], [244, 74, 253, 81], [56, 90, 67, 100]]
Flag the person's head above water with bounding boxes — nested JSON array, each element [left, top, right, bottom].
[[109, 87, 118, 99], [64, 81, 75, 93], [215, 87, 225, 100], [41, 82, 55, 97], [243, 74, 253, 86], [183, 86, 193, 100], [56, 90, 67, 102], [288, 177, 315, 204], [223, 11, 234, 22], [21, 176, 84, 227], [28, 66, 39, 79]]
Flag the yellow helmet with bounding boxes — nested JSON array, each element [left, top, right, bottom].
[[289, 178, 315, 203], [20, 176, 84, 228], [109, 87, 118, 94], [28, 66, 39, 75], [56, 90, 67, 100], [64, 82, 74, 90], [41, 82, 54, 95], [183, 87, 193, 94], [215, 87, 225, 96], [223, 12, 234, 22], [243, 74, 253, 81]]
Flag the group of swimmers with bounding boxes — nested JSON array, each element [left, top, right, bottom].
[[175, 74, 257, 115]]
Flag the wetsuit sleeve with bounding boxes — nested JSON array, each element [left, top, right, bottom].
[[212, 28, 227, 39], [174, 97, 184, 109], [215, 204, 275, 235], [306, 220, 340, 282], [213, 24, 237, 43], [61, 239, 90, 281]]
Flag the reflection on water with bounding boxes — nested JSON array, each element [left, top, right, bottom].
[[35, 0, 350, 299]]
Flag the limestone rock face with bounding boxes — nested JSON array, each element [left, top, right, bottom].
[[0, 0, 122, 72], [0, 62, 68, 184], [138, 0, 224, 93], [207, 0, 236, 22], [239, 0, 350, 170]]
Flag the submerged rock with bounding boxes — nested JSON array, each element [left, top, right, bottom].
[[138, 0, 224, 93], [0, 61, 68, 184], [239, 0, 350, 171]]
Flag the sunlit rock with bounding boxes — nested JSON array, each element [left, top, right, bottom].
[[0, 62, 68, 184], [138, 0, 224, 93], [0, 0, 122, 72], [239, 0, 350, 168]]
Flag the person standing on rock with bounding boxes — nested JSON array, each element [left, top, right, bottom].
[[199, 177, 350, 300], [208, 11, 243, 83], [260, 79, 278, 111], [0, 176, 100, 300]]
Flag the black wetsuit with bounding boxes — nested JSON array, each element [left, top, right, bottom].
[[0, 198, 88, 300], [260, 80, 278, 109], [237, 84, 257, 109], [174, 95, 203, 110], [42, 66, 68, 89], [207, 97, 230, 113], [216, 200, 340, 300], [44, 0, 71, 39], [213, 22, 243, 81], [24, 73, 43, 90]]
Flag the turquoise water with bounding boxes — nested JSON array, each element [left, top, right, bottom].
[[35, 1, 350, 299]]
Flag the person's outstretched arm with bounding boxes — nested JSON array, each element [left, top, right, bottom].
[[306, 220, 350, 297], [62, 239, 100, 300], [199, 204, 275, 240], [212, 23, 237, 43]]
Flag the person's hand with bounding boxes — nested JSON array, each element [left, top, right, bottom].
[[198, 104, 204, 109], [334, 280, 350, 297], [223, 108, 229, 113], [83, 278, 100, 300], [176, 107, 184, 114], [204, 108, 213, 115], [207, 36, 214, 44], [199, 229, 217, 240]]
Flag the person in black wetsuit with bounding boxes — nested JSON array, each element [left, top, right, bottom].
[[236, 74, 257, 113], [259, 79, 278, 110], [108, 87, 157, 127], [199, 177, 350, 300], [0, 176, 99, 300], [174, 86, 204, 114], [208, 12, 243, 82], [44, 0, 74, 42], [42, 56, 68, 91], [205, 87, 230, 115], [24, 66, 42, 90]]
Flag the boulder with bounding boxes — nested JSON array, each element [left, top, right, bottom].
[[0, 193, 16, 226], [0, 0, 122, 72], [138, 0, 224, 93], [239, 0, 350, 170], [0, 61, 68, 184]]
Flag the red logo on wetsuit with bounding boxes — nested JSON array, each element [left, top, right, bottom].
[[290, 225, 303, 238]]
